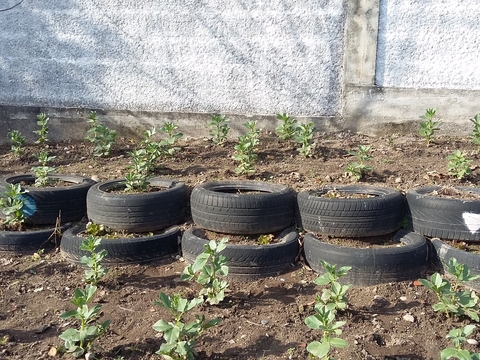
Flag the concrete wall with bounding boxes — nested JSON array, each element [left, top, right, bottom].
[[0, 0, 479, 143]]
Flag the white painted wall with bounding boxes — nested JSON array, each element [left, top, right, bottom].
[[376, 0, 480, 90], [0, 0, 346, 116]]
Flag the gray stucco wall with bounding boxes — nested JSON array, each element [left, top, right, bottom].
[[376, 0, 480, 90], [0, 0, 346, 116]]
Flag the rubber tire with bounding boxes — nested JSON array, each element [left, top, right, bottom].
[[0, 174, 95, 225], [190, 180, 296, 234], [0, 223, 71, 253], [431, 238, 480, 291], [86, 177, 188, 232], [297, 185, 406, 237], [60, 223, 181, 264], [406, 186, 480, 241], [181, 227, 299, 279], [303, 229, 428, 286]]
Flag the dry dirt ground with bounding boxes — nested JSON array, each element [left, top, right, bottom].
[[1, 130, 480, 360]]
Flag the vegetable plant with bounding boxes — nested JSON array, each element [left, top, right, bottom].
[[59, 284, 111, 358], [470, 114, 480, 152], [418, 257, 480, 321], [275, 113, 297, 141], [294, 122, 316, 157], [34, 113, 49, 144], [419, 108, 440, 145], [447, 150, 472, 180], [181, 238, 229, 305], [152, 292, 221, 360], [80, 234, 108, 286], [0, 183, 27, 230], [7, 129, 26, 156], [160, 121, 183, 156], [85, 111, 117, 157], [441, 325, 480, 360], [208, 114, 230, 145], [233, 121, 260, 175], [314, 260, 352, 311], [30, 150, 56, 187], [346, 145, 373, 180]]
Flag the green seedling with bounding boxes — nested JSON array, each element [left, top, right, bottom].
[[257, 234, 274, 245], [85, 111, 117, 157], [315, 260, 352, 312], [34, 113, 49, 144], [447, 150, 472, 180], [7, 130, 26, 156], [181, 238, 229, 305], [153, 292, 221, 360], [294, 122, 316, 157], [441, 325, 480, 360], [160, 122, 183, 156], [305, 304, 348, 360], [0, 183, 27, 230], [59, 284, 111, 358], [30, 150, 56, 187], [419, 257, 480, 321], [275, 113, 297, 141], [346, 145, 373, 180], [471, 114, 480, 152], [80, 234, 108, 286], [419, 108, 440, 145], [233, 121, 260, 175], [208, 114, 230, 145]]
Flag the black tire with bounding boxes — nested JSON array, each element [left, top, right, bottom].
[[431, 238, 480, 291], [0, 223, 70, 253], [190, 180, 296, 234], [0, 174, 95, 225], [303, 229, 428, 286], [86, 177, 188, 232], [406, 186, 480, 241], [60, 223, 181, 264], [181, 227, 299, 279], [297, 185, 406, 237]]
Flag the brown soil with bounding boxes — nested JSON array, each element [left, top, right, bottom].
[[1, 132, 480, 360]]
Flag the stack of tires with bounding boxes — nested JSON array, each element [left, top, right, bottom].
[[406, 186, 480, 290], [298, 185, 429, 286], [183, 180, 299, 278], [61, 177, 188, 264]]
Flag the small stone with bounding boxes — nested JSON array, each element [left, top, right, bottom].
[[324, 175, 332, 182], [399, 296, 407, 302], [373, 295, 383, 301], [403, 314, 415, 323], [467, 339, 479, 345], [298, 304, 305, 314], [261, 320, 269, 326], [91, 175, 100, 182], [48, 347, 58, 357], [395, 177, 402, 183]]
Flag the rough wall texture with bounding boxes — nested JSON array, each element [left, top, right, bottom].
[[0, 0, 346, 116], [376, 0, 480, 90]]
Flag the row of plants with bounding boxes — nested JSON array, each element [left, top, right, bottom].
[[6, 109, 480, 182]]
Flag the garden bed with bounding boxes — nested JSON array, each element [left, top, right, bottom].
[[1, 131, 479, 359]]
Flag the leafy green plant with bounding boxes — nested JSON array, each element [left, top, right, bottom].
[[181, 238, 229, 305], [233, 121, 260, 175], [275, 113, 297, 141], [257, 234, 274, 245], [441, 325, 480, 360], [314, 260, 352, 311], [208, 114, 230, 145], [80, 234, 108, 286], [0, 183, 27, 230], [346, 145, 373, 180], [418, 257, 480, 321], [152, 292, 221, 360], [470, 114, 480, 152], [447, 150, 472, 180], [294, 122, 316, 157], [85, 111, 117, 157], [305, 304, 348, 359], [30, 150, 56, 187], [34, 113, 49, 144], [7, 130, 26, 156], [160, 122, 183, 156], [419, 108, 440, 145], [59, 284, 111, 358]]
